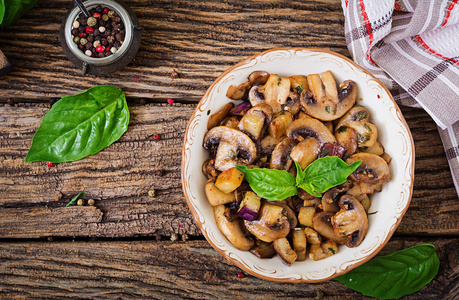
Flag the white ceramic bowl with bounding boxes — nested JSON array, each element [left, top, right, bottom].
[[181, 48, 414, 282]]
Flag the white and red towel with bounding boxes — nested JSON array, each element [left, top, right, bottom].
[[342, 0, 459, 196]]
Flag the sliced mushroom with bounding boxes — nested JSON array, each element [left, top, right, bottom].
[[248, 71, 270, 86], [289, 138, 321, 169], [361, 140, 384, 156], [238, 104, 273, 140], [321, 188, 341, 213], [202, 159, 218, 180], [214, 204, 254, 250], [244, 203, 291, 243], [289, 75, 309, 94], [312, 212, 347, 244], [269, 137, 298, 170], [309, 240, 338, 261], [207, 102, 235, 130], [334, 125, 358, 157], [286, 117, 336, 145], [336, 106, 377, 148], [203, 126, 257, 171], [300, 70, 357, 121], [221, 116, 241, 128], [331, 195, 368, 248], [249, 74, 291, 113], [285, 90, 302, 115], [260, 135, 283, 156], [346, 152, 390, 185]]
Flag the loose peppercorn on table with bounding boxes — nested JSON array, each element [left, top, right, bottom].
[[0, 0, 457, 298]]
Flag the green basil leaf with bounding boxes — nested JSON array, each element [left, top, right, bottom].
[[235, 165, 297, 201], [66, 191, 86, 207], [25, 85, 129, 163], [0, 0, 37, 29], [296, 156, 361, 197], [337, 243, 440, 299], [0, 0, 5, 24]]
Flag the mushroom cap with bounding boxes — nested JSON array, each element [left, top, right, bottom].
[[336, 106, 378, 148], [334, 126, 358, 157], [346, 152, 390, 185], [214, 204, 254, 250], [286, 117, 337, 145], [207, 102, 234, 130], [244, 203, 291, 243], [289, 138, 321, 170], [248, 71, 270, 86], [270, 137, 298, 170], [203, 126, 257, 172], [300, 74, 357, 121], [331, 195, 368, 248]]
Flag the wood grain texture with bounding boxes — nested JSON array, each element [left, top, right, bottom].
[[0, 238, 457, 299], [0, 0, 348, 102], [0, 103, 457, 238]]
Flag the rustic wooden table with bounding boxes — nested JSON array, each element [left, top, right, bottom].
[[0, 0, 457, 299]]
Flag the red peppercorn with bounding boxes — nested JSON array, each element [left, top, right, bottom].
[[134, 78, 139, 82], [167, 98, 174, 104], [46, 162, 56, 167], [86, 27, 94, 34], [103, 7, 109, 14], [93, 12, 101, 19], [96, 46, 105, 53], [237, 272, 244, 278], [79, 32, 87, 38], [153, 134, 160, 141], [106, 46, 110, 52], [140, 13, 145, 17]]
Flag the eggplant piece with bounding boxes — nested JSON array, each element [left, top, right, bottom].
[[250, 239, 276, 258], [205, 181, 236, 207], [292, 228, 307, 261], [268, 111, 294, 139], [215, 167, 245, 194], [229, 101, 251, 116], [237, 191, 261, 221], [273, 237, 298, 265], [298, 206, 316, 227], [303, 228, 321, 245], [309, 240, 338, 261]]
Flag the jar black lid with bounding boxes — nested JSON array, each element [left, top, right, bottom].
[[60, 0, 142, 75]]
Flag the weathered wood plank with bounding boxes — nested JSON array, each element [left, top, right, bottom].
[[0, 103, 457, 238], [0, 238, 456, 299], [0, 0, 348, 102]]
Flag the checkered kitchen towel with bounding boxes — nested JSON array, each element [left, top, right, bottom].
[[342, 0, 459, 196]]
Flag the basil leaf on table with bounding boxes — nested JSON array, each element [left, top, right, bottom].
[[25, 85, 129, 163], [235, 165, 297, 201], [296, 157, 361, 197], [0, 0, 5, 25], [0, 0, 38, 28], [336, 243, 440, 300]]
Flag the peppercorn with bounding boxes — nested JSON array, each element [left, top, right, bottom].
[[110, 47, 117, 54], [93, 40, 101, 48], [71, 28, 79, 36], [85, 42, 93, 50], [80, 18, 87, 26], [98, 52, 105, 58], [115, 33, 123, 41], [86, 27, 94, 34], [87, 16, 97, 26], [101, 38, 108, 46], [72, 20, 80, 28], [85, 50, 92, 56], [77, 199, 84, 206], [78, 44, 84, 50], [87, 199, 95, 206], [102, 14, 109, 21], [237, 272, 245, 278], [80, 38, 88, 46], [73, 36, 80, 44], [93, 12, 101, 20], [105, 46, 110, 52], [148, 189, 156, 197], [107, 10, 116, 19], [114, 41, 121, 48], [96, 46, 105, 53], [170, 233, 179, 241], [99, 20, 106, 26], [78, 26, 85, 33], [87, 34, 94, 42], [46, 162, 55, 167], [114, 16, 121, 22], [103, 7, 109, 14], [99, 26, 106, 33], [95, 5, 103, 13], [107, 36, 115, 44], [78, 32, 87, 38], [93, 28, 100, 36]]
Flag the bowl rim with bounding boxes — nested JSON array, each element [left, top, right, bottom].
[[181, 47, 415, 282]]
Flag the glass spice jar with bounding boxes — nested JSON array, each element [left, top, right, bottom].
[[60, 0, 141, 75]]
